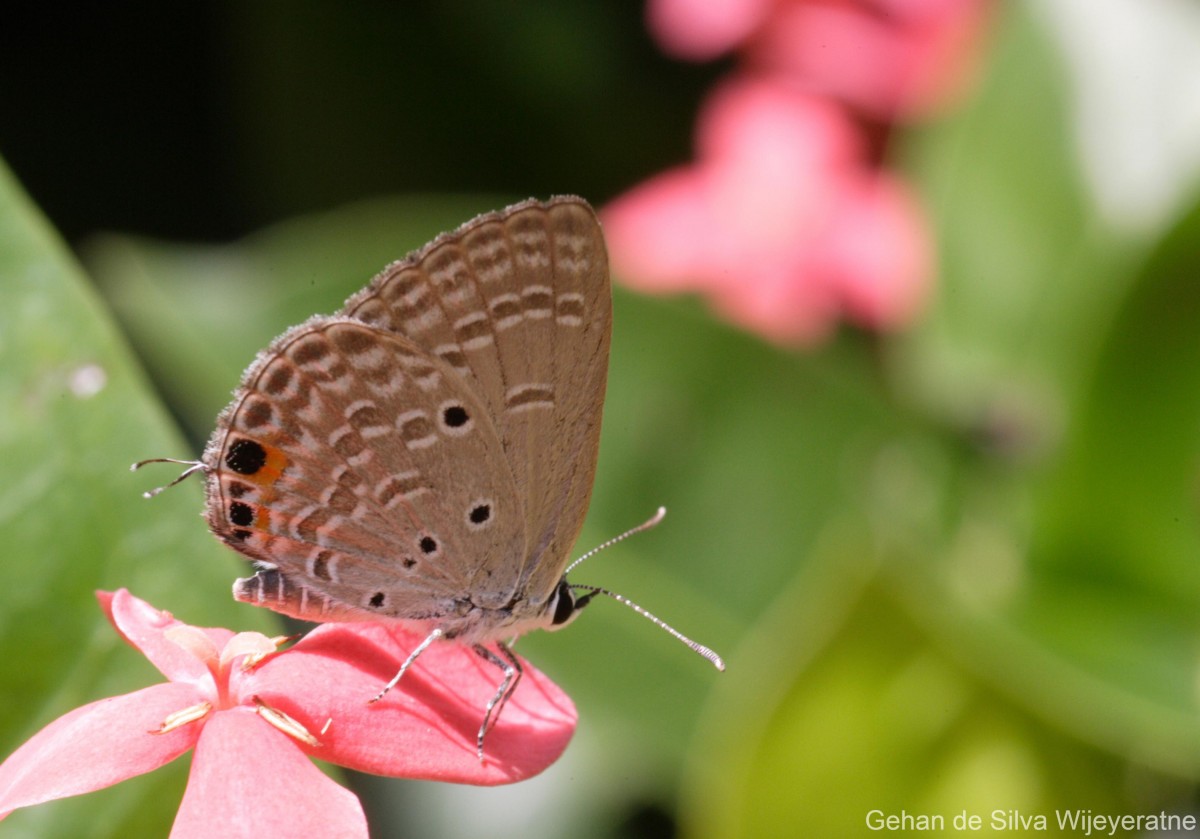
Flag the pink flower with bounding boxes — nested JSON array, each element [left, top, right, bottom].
[[749, 0, 993, 120], [611, 0, 994, 344], [647, 0, 773, 59], [603, 79, 931, 344], [0, 590, 575, 838], [647, 0, 992, 119]]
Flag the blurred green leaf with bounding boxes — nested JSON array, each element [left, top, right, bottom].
[[0, 159, 276, 836], [678, 6, 1200, 837], [893, 0, 1200, 777], [903, 2, 1130, 428], [687, 575, 1134, 839], [1011, 192, 1200, 771]]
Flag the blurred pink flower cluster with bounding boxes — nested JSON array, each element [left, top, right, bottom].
[[603, 0, 992, 345]]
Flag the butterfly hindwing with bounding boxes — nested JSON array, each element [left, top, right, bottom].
[[204, 317, 525, 622]]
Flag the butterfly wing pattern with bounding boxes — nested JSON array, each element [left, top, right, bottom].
[[203, 196, 611, 645], [135, 196, 722, 759]]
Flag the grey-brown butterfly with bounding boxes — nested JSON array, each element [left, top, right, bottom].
[[136, 196, 723, 759]]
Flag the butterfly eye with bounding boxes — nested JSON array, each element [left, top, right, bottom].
[[549, 580, 581, 629]]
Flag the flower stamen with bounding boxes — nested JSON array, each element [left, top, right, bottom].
[[152, 701, 213, 735], [241, 634, 299, 671], [253, 696, 320, 747]]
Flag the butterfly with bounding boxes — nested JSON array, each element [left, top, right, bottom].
[[137, 196, 723, 759]]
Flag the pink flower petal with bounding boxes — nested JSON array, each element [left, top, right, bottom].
[[171, 708, 367, 839], [708, 254, 841, 345], [100, 590, 233, 685], [242, 623, 577, 785], [749, 0, 992, 119], [606, 77, 891, 345], [602, 168, 713, 292], [647, 0, 773, 59], [696, 78, 860, 173], [821, 173, 933, 329], [868, 0, 995, 115], [605, 80, 861, 295], [696, 81, 860, 251], [0, 682, 201, 818]]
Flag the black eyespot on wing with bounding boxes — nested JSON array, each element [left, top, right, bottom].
[[469, 503, 490, 525], [443, 405, 469, 428], [226, 439, 267, 475], [402, 556, 417, 569], [419, 535, 437, 554], [369, 592, 386, 609], [229, 501, 254, 527]]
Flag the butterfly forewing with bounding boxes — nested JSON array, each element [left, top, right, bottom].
[[204, 318, 525, 622]]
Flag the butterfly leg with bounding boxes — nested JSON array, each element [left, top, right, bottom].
[[472, 642, 523, 761], [371, 627, 444, 703]]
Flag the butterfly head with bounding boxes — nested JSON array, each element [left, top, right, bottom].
[[544, 577, 591, 632]]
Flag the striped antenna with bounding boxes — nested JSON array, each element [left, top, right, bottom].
[[567, 506, 725, 671], [130, 458, 207, 499]]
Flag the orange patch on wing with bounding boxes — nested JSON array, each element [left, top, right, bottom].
[[248, 443, 288, 489]]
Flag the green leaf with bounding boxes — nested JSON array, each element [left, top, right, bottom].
[[0, 158, 275, 837], [685, 573, 1133, 839], [1013, 192, 1200, 773]]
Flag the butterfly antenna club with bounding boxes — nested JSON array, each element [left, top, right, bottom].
[[565, 506, 667, 575]]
